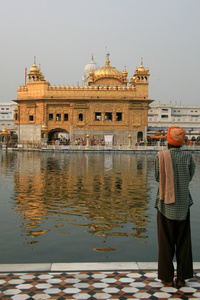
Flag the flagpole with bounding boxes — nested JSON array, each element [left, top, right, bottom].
[[25, 67, 27, 86]]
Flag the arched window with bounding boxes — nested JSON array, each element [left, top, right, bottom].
[[137, 131, 143, 142], [79, 113, 83, 121]]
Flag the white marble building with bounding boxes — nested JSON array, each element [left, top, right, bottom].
[[0, 102, 18, 133], [148, 103, 200, 139]]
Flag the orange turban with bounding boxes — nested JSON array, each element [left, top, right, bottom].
[[167, 126, 185, 146]]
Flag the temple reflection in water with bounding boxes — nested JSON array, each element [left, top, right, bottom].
[[1, 151, 200, 262], [9, 152, 149, 248]]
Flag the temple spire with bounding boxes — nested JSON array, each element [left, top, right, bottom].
[[106, 52, 110, 65]]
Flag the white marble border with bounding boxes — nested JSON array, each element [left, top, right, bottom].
[[51, 262, 139, 272], [0, 262, 199, 273]]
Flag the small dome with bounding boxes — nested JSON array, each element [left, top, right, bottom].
[[29, 63, 40, 73], [138, 65, 145, 72], [29, 57, 40, 74], [41, 123, 47, 130], [28, 57, 45, 82], [138, 58, 145, 72], [82, 55, 99, 85], [2, 125, 7, 133]]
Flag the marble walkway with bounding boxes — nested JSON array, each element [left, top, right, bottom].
[[0, 262, 200, 300]]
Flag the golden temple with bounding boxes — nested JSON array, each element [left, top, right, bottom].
[[13, 54, 154, 145]]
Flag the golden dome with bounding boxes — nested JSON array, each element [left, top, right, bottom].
[[29, 64, 40, 73], [2, 126, 7, 133], [93, 53, 122, 78], [41, 123, 47, 130], [138, 58, 145, 72], [29, 57, 40, 73], [28, 57, 46, 82]]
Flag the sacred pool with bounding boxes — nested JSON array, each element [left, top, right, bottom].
[[0, 151, 199, 263]]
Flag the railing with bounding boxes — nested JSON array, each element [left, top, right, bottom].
[[2, 141, 200, 152]]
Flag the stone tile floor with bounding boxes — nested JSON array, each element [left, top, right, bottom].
[[0, 270, 200, 300]]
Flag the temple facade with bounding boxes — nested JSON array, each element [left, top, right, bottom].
[[13, 54, 154, 145]]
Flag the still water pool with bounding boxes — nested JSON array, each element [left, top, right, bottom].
[[0, 151, 200, 263]]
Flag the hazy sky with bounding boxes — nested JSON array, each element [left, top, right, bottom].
[[1, 0, 200, 105]]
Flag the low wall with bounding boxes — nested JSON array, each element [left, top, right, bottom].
[[4, 144, 200, 152]]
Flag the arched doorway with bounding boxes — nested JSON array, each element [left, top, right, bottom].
[[48, 128, 70, 144], [137, 131, 143, 142]]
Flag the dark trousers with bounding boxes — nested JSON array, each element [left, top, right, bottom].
[[157, 210, 193, 282]]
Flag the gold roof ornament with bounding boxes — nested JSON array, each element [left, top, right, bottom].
[[92, 53, 123, 79], [134, 58, 149, 75], [2, 125, 8, 133], [122, 66, 128, 81], [29, 57, 40, 73], [123, 66, 128, 76], [106, 52, 110, 65], [28, 57, 46, 82], [138, 58, 145, 72], [41, 123, 48, 130]]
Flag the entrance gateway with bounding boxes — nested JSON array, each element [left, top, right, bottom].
[[48, 129, 70, 142]]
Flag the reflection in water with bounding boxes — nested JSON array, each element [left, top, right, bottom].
[[1, 151, 200, 262], [9, 152, 149, 248]]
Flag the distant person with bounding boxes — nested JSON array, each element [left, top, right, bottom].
[[154, 126, 195, 288], [189, 140, 193, 146]]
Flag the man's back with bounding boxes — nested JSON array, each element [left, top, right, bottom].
[[155, 148, 195, 220]]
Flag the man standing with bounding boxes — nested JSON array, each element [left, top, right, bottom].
[[154, 126, 195, 288]]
